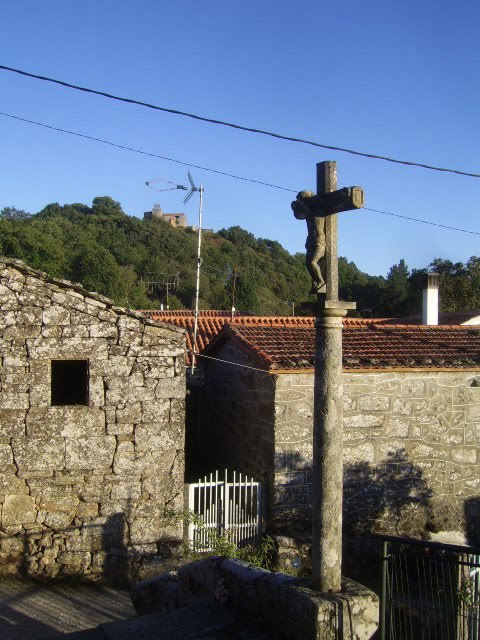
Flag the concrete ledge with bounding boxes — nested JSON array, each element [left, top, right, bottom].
[[132, 557, 379, 640]]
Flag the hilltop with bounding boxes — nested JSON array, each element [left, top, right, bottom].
[[1, 199, 478, 316]]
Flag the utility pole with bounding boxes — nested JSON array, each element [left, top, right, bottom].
[[231, 267, 237, 319], [191, 182, 204, 374], [145, 172, 203, 372]]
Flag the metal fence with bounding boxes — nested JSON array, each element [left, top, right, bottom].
[[377, 534, 480, 640], [188, 469, 264, 552]]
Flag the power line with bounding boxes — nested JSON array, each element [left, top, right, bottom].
[[363, 207, 480, 236], [0, 111, 294, 192], [2, 110, 480, 237], [1, 64, 479, 179], [188, 350, 270, 374]]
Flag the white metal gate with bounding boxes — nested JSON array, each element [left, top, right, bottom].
[[188, 469, 263, 551]]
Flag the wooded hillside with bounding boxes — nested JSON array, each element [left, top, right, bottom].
[[1, 199, 478, 316]]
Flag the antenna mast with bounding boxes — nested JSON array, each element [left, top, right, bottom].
[[145, 172, 204, 373], [187, 172, 204, 374]]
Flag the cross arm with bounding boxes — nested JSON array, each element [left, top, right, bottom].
[[291, 186, 364, 219]]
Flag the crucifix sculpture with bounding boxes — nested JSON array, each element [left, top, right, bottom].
[[292, 161, 364, 593], [292, 162, 364, 300]]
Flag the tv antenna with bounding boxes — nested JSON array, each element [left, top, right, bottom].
[[141, 272, 179, 308], [145, 171, 201, 206], [146, 173, 204, 373], [145, 177, 188, 194]]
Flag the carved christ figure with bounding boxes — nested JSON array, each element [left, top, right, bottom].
[[292, 190, 326, 295]]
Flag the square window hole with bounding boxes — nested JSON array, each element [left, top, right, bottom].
[[51, 360, 89, 406]]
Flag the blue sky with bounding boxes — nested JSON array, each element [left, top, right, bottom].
[[1, 0, 478, 277]]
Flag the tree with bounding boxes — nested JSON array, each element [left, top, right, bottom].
[[429, 256, 480, 312], [228, 272, 258, 312], [11, 195, 479, 318], [70, 242, 125, 301], [91, 196, 125, 217], [383, 259, 410, 316], [0, 206, 31, 220], [218, 226, 257, 250], [405, 267, 428, 315], [36, 202, 63, 219], [339, 257, 386, 316]]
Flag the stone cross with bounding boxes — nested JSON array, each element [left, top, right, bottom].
[[291, 161, 364, 593], [292, 162, 364, 301]]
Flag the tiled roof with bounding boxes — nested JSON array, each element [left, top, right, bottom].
[[143, 311, 385, 363], [382, 310, 480, 326], [144, 310, 476, 370], [143, 311, 248, 363], [204, 323, 480, 371], [142, 310, 253, 318], [143, 311, 317, 364]]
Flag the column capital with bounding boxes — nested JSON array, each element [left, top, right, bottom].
[[313, 299, 355, 322]]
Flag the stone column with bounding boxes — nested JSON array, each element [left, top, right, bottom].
[[291, 161, 361, 593], [312, 306, 346, 592]]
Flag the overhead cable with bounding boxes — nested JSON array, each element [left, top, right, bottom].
[[189, 350, 270, 374], [363, 207, 480, 236], [2, 110, 479, 237], [0, 111, 294, 192], [1, 64, 479, 179]]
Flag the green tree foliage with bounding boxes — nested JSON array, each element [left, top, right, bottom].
[[339, 257, 386, 317], [383, 259, 410, 316], [1, 206, 31, 220], [2, 195, 479, 317], [428, 257, 480, 312], [91, 196, 125, 217], [230, 272, 259, 312]]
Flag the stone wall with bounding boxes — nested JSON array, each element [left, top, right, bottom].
[[274, 370, 480, 542], [0, 258, 186, 582], [132, 557, 379, 640], [198, 335, 480, 544], [199, 340, 275, 482]]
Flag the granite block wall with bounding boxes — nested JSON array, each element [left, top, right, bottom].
[[0, 259, 186, 581], [274, 370, 480, 541]]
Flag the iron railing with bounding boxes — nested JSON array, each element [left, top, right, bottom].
[[376, 534, 480, 640]]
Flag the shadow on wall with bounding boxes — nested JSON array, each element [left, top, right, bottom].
[[272, 448, 435, 581], [344, 448, 433, 538], [465, 497, 480, 546], [1, 518, 129, 583], [272, 448, 434, 540], [102, 511, 130, 586], [195, 359, 276, 484], [1, 500, 136, 585]]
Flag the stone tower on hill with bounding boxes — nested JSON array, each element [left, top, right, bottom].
[[143, 204, 187, 227]]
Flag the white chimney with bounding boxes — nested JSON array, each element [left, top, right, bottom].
[[423, 273, 439, 325]]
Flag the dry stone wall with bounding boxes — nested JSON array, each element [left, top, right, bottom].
[[0, 258, 186, 582]]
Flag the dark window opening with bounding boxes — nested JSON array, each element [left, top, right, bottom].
[[51, 360, 89, 406]]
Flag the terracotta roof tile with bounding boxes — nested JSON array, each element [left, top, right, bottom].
[[142, 310, 480, 370], [143, 311, 316, 365], [206, 324, 480, 371]]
